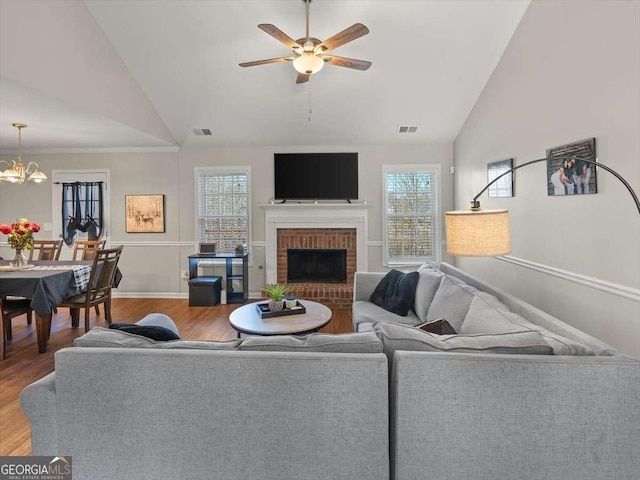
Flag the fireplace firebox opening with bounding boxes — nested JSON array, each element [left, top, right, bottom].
[[287, 249, 347, 283]]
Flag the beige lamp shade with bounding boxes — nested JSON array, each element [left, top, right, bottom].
[[445, 209, 511, 257]]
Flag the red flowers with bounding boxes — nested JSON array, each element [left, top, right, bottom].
[[0, 218, 41, 250]]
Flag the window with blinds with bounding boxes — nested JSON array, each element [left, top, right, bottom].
[[487, 159, 514, 197], [195, 167, 251, 254], [383, 165, 440, 265]]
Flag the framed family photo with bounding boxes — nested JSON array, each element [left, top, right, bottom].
[[547, 138, 597, 196], [125, 194, 165, 233]]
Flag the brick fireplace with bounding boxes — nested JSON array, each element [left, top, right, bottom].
[[277, 228, 356, 309], [263, 203, 371, 310]]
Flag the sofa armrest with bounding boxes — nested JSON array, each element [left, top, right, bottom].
[[353, 272, 386, 302], [20, 372, 57, 454], [390, 351, 640, 480]]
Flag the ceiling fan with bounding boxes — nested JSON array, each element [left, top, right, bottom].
[[239, 0, 371, 84]]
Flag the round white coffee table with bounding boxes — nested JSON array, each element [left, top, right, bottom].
[[229, 300, 332, 337]]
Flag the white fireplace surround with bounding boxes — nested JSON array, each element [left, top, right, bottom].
[[262, 203, 371, 284]]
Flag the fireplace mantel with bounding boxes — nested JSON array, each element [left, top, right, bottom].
[[262, 203, 371, 284]]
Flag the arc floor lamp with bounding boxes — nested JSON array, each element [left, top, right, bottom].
[[445, 156, 640, 257]]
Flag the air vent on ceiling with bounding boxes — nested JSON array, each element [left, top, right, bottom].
[[398, 125, 419, 134], [193, 128, 212, 136]]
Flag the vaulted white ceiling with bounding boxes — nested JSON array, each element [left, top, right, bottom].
[[0, 0, 529, 152]]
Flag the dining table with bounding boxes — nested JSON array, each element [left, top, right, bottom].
[[0, 259, 93, 354]]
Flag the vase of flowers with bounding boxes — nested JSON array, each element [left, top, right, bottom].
[[0, 218, 40, 268], [262, 283, 291, 312]]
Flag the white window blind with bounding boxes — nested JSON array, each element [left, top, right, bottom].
[[195, 167, 251, 254], [383, 165, 440, 265], [487, 159, 513, 198]]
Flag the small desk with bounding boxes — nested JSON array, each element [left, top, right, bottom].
[[0, 260, 92, 353], [188, 253, 248, 303], [229, 300, 332, 338]]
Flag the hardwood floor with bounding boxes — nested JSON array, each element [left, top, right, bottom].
[[0, 298, 352, 456]]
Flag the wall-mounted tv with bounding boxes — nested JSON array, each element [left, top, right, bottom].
[[274, 152, 358, 201]]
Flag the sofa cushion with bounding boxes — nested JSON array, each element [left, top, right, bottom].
[[460, 296, 595, 356], [426, 275, 491, 331], [459, 296, 523, 335], [108, 323, 180, 341], [75, 327, 241, 350], [353, 300, 421, 327], [374, 321, 553, 358], [239, 331, 383, 353], [417, 260, 441, 271], [370, 269, 419, 316], [413, 267, 445, 322], [357, 322, 374, 332]]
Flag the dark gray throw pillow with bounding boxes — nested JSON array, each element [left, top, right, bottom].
[[415, 318, 457, 335], [370, 269, 419, 316], [108, 323, 180, 341]]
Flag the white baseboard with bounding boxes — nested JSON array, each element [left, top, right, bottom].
[[112, 292, 188, 299], [112, 292, 263, 300]]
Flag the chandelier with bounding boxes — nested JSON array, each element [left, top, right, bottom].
[[0, 123, 48, 184]]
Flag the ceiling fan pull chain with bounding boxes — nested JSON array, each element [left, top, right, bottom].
[[308, 83, 312, 122]]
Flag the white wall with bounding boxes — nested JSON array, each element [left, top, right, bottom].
[[1, 142, 453, 298], [453, 0, 640, 357]]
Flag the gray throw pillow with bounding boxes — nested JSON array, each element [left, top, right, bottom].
[[417, 260, 440, 271], [373, 321, 553, 359], [413, 267, 444, 322], [460, 295, 521, 335], [239, 331, 383, 353], [74, 327, 241, 350], [426, 275, 485, 331]]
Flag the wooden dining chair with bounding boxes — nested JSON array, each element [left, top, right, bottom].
[[72, 239, 107, 315], [72, 239, 106, 261], [59, 245, 123, 332], [1, 296, 33, 359], [29, 239, 63, 261]]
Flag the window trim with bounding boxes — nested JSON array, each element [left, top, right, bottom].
[[194, 166, 252, 263], [382, 164, 441, 267]]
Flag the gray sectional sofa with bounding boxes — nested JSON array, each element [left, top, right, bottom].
[[21, 330, 389, 480], [20, 262, 640, 480], [354, 262, 640, 480]]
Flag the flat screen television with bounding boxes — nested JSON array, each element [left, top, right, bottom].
[[274, 152, 358, 201]]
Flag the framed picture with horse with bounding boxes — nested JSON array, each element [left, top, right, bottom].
[[125, 194, 165, 233]]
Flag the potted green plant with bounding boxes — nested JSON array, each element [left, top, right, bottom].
[[262, 283, 291, 312]]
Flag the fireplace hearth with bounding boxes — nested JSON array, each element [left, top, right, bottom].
[[287, 249, 347, 283]]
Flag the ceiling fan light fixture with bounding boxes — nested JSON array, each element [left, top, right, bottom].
[[293, 53, 324, 74]]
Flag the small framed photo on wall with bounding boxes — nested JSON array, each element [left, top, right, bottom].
[[547, 138, 597, 196], [125, 194, 165, 233], [487, 159, 514, 198]]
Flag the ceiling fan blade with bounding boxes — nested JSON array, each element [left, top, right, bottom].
[[296, 72, 310, 84], [322, 55, 372, 71], [258, 24, 301, 50], [239, 57, 294, 68], [315, 23, 369, 54]]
